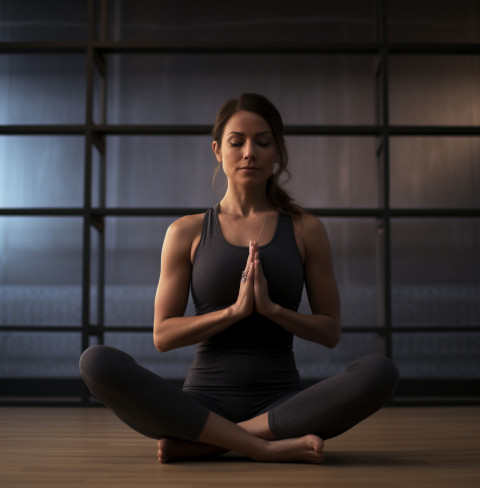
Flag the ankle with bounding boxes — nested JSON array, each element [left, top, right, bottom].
[[250, 437, 272, 461]]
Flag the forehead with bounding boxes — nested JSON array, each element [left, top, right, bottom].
[[224, 110, 272, 135]]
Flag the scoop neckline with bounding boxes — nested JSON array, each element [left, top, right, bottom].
[[213, 202, 281, 250]]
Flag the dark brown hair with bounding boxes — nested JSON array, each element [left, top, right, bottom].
[[212, 93, 303, 219]]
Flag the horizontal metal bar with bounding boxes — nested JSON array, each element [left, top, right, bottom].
[[285, 126, 380, 136], [94, 41, 381, 55], [389, 208, 480, 217], [309, 208, 480, 218], [2, 42, 478, 56], [0, 125, 86, 135], [1, 208, 479, 218], [2, 325, 479, 334], [387, 43, 480, 55], [389, 126, 480, 136], [93, 124, 383, 136], [0, 42, 87, 53], [0, 326, 84, 332], [0, 41, 380, 56], [89, 207, 207, 217], [390, 326, 480, 334], [2, 124, 479, 137], [94, 124, 212, 135], [0, 208, 85, 216]]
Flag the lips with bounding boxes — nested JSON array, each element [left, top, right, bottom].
[[238, 166, 260, 171]]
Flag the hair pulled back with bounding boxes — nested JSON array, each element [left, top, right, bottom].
[[212, 93, 303, 219]]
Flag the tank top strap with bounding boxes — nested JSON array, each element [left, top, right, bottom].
[[194, 204, 218, 261]]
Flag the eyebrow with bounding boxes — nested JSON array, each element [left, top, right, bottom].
[[227, 131, 272, 137]]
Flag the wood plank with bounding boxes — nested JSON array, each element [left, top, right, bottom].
[[0, 407, 479, 488]]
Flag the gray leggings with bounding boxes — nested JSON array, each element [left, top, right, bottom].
[[79, 345, 398, 442]]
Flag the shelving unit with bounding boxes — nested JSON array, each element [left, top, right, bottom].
[[0, 0, 479, 404]]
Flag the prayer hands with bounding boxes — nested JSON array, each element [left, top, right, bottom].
[[250, 241, 274, 316], [232, 241, 274, 319]]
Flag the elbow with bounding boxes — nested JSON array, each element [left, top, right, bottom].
[[325, 335, 340, 349], [154, 338, 172, 353], [154, 339, 168, 353], [154, 333, 174, 353], [325, 323, 342, 349], [153, 313, 176, 352], [153, 327, 172, 353]]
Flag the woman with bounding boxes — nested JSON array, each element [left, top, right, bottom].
[[80, 93, 398, 464]]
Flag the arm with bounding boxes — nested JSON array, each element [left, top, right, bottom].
[[153, 215, 256, 352], [253, 214, 341, 349]]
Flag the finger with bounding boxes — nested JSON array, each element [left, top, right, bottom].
[[254, 257, 263, 280], [244, 241, 255, 269], [241, 262, 254, 284]]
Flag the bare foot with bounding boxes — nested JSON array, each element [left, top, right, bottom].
[[157, 438, 227, 463], [256, 435, 325, 464]]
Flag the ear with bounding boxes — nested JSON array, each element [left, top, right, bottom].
[[212, 141, 222, 163]]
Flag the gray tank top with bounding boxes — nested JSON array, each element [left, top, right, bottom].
[[190, 203, 304, 352]]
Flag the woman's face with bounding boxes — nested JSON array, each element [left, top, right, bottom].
[[212, 110, 278, 189]]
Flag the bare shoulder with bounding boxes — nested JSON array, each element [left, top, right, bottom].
[[164, 213, 205, 263], [166, 213, 204, 239], [293, 211, 327, 238], [293, 212, 331, 260]]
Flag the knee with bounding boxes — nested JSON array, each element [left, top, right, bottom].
[[79, 345, 105, 382], [79, 345, 130, 386], [357, 354, 400, 400]]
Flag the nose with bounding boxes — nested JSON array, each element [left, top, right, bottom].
[[243, 140, 256, 161]]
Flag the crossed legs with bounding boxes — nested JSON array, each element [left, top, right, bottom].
[[158, 354, 399, 462], [80, 346, 398, 464]]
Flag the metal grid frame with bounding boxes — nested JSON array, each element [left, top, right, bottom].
[[0, 0, 479, 404]]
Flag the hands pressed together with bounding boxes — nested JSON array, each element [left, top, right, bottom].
[[233, 241, 276, 320]]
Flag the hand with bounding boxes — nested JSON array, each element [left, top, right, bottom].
[[230, 241, 256, 319], [251, 242, 275, 317]]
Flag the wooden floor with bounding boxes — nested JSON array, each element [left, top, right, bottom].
[[0, 406, 479, 488]]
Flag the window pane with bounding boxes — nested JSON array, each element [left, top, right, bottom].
[[0, 136, 84, 207], [105, 136, 217, 208], [0, 217, 83, 326], [389, 56, 480, 126], [390, 137, 480, 208], [322, 219, 378, 327], [0, 0, 87, 42], [107, 0, 377, 43], [106, 54, 376, 125], [286, 137, 378, 208], [393, 333, 480, 378], [90, 226, 102, 327], [388, 0, 480, 43], [104, 217, 177, 327], [391, 219, 480, 327], [0, 332, 81, 378], [0, 55, 86, 124], [91, 144, 103, 208]]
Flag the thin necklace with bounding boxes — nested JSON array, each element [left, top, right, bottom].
[[224, 210, 269, 246]]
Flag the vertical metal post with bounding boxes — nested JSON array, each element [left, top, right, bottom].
[[81, 0, 96, 403], [96, 0, 108, 345], [378, 0, 393, 358]]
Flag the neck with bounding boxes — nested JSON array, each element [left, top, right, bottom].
[[221, 187, 270, 218]]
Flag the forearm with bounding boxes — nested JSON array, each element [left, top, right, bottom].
[[263, 304, 341, 349], [154, 305, 242, 352]]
